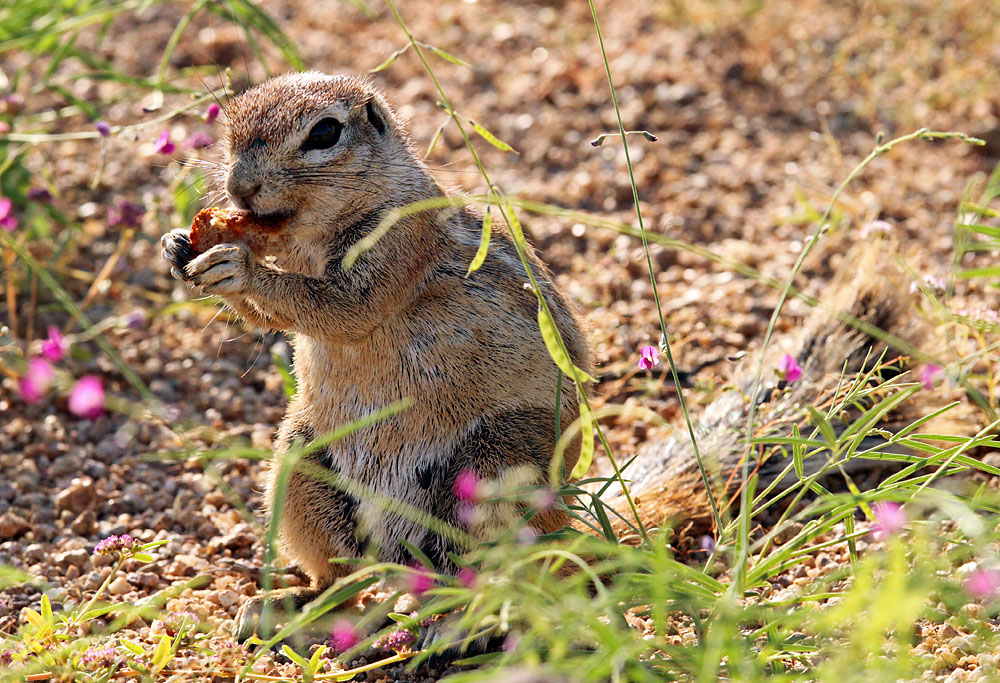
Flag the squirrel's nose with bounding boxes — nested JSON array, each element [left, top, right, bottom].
[[227, 175, 261, 210]]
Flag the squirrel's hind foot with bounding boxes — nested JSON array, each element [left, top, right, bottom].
[[233, 586, 323, 644]]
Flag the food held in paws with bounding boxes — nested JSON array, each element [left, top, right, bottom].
[[189, 208, 288, 256]]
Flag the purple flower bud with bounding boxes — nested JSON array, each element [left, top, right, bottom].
[[69, 375, 105, 419], [206, 103, 221, 124], [27, 187, 53, 203], [454, 469, 479, 502], [107, 199, 145, 229], [0, 196, 17, 232], [184, 132, 215, 150], [123, 309, 146, 329], [870, 501, 905, 540], [95, 121, 111, 137], [778, 354, 802, 383], [154, 129, 175, 154], [457, 567, 477, 588], [93, 534, 141, 556], [19, 357, 54, 403], [920, 364, 942, 390], [41, 325, 69, 362], [408, 566, 434, 597], [638, 344, 659, 371], [328, 618, 359, 653]]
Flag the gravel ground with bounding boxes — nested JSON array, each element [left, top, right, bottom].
[[2, 0, 999, 680]]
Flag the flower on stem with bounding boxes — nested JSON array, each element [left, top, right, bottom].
[[457, 567, 477, 588], [920, 364, 942, 390], [80, 644, 119, 670], [408, 566, 434, 597], [153, 129, 175, 154], [184, 132, 215, 150], [69, 375, 105, 419], [0, 196, 17, 232], [206, 102, 221, 124], [95, 121, 111, 137], [41, 325, 69, 362], [777, 354, 802, 383], [870, 501, 905, 540], [909, 274, 946, 296], [638, 344, 659, 371], [19, 358, 54, 402], [93, 534, 141, 557], [328, 619, 360, 653], [964, 567, 1000, 601], [373, 627, 415, 654], [107, 199, 144, 229], [27, 187, 53, 203], [453, 469, 479, 502]]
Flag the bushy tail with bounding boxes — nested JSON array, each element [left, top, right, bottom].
[[591, 246, 977, 542]]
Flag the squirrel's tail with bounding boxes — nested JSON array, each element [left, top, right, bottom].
[[592, 245, 977, 542]]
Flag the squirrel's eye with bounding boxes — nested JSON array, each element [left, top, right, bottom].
[[301, 117, 342, 152]]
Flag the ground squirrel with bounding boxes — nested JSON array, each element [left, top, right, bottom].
[[161, 72, 588, 641], [161, 72, 972, 646]]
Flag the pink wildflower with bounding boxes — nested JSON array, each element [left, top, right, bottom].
[[638, 344, 659, 371], [454, 469, 479, 502], [870, 501, 905, 540], [41, 325, 69, 362], [373, 627, 415, 653], [328, 618, 359, 653], [69, 375, 105, 419], [95, 121, 111, 137], [778, 354, 802, 383], [19, 358, 54, 402], [153, 129, 175, 154], [206, 103, 221, 124], [408, 566, 434, 597], [964, 568, 1000, 601], [920, 364, 942, 390], [184, 132, 215, 150], [0, 196, 17, 232], [909, 274, 947, 296], [93, 534, 141, 556], [457, 567, 477, 588]]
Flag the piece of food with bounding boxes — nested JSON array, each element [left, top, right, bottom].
[[189, 208, 288, 256]]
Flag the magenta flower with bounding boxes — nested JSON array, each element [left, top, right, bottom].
[[19, 358, 54, 402], [80, 644, 118, 669], [870, 501, 906, 540], [107, 199, 144, 229], [373, 627, 415, 653], [69, 375, 105, 419], [328, 619, 359, 653], [638, 344, 660, 371], [184, 132, 215, 150], [408, 566, 434, 597], [454, 469, 479, 502], [0, 196, 17, 232], [206, 103, 221, 124], [457, 567, 477, 588], [41, 325, 69, 362], [920, 364, 942, 390], [778, 354, 803, 383], [95, 121, 110, 137], [93, 534, 141, 556], [964, 568, 1000, 601], [153, 129, 175, 154]]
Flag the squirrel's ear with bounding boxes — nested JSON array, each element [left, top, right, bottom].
[[365, 99, 387, 136]]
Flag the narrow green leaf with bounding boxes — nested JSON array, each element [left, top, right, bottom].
[[570, 399, 595, 478], [281, 644, 309, 668], [131, 552, 153, 563], [469, 119, 516, 153], [123, 639, 145, 657], [537, 307, 593, 383], [387, 612, 420, 631], [40, 594, 52, 623], [152, 634, 172, 670], [426, 117, 448, 156], [419, 41, 472, 68], [465, 209, 492, 276], [370, 43, 411, 72]]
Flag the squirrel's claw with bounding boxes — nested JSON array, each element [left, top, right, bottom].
[[417, 613, 502, 669], [184, 242, 253, 297], [161, 229, 195, 280]]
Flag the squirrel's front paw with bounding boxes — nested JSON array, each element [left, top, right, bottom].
[[183, 243, 254, 297], [160, 229, 195, 282]]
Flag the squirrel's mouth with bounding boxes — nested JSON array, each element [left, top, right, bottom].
[[242, 208, 296, 229]]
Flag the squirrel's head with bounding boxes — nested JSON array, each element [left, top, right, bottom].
[[221, 72, 417, 234]]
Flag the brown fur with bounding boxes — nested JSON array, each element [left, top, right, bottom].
[[160, 72, 588, 639]]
